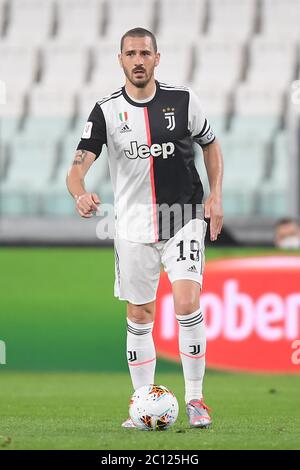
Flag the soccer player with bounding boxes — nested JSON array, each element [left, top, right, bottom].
[[67, 28, 223, 429], [274, 218, 300, 249]]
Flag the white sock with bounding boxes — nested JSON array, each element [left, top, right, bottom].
[[176, 308, 206, 403], [127, 318, 156, 390]]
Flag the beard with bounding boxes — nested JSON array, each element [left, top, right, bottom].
[[123, 66, 155, 88]]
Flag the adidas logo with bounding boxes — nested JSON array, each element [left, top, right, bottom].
[[187, 265, 198, 273], [120, 123, 132, 133]]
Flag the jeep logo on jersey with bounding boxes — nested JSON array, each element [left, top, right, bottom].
[[163, 107, 175, 131], [124, 141, 175, 159]]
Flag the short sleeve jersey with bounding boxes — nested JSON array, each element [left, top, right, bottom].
[[77, 81, 216, 242]]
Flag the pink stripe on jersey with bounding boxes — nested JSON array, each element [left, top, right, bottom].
[[143, 107, 158, 242]]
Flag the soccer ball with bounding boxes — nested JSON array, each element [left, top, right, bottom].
[[129, 384, 179, 431]]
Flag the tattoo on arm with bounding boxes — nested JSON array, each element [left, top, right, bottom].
[[202, 147, 209, 157], [72, 150, 87, 165]]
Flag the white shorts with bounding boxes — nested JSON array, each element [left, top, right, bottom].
[[114, 218, 207, 305]]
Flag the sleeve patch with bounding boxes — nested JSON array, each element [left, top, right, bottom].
[[82, 122, 93, 139], [198, 128, 215, 146]]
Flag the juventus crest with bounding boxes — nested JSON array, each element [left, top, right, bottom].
[[163, 107, 176, 131]]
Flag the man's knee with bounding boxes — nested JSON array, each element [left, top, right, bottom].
[[172, 280, 200, 315], [174, 290, 200, 315], [127, 301, 155, 324], [175, 299, 198, 315]]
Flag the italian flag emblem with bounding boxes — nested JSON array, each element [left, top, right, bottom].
[[119, 112, 128, 122]]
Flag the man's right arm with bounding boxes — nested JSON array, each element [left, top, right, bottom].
[[66, 102, 107, 218], [66, 149, 100, 218]]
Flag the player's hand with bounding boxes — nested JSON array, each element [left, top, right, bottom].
[[75, 192, 100, 218], [204, 194, 223, 241]]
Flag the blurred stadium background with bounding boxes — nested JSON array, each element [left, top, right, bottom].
[[0, 0, 300, 244], [1, 0, 300, 450]]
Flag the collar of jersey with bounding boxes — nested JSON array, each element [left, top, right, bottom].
[[122, 80, 160, 107]]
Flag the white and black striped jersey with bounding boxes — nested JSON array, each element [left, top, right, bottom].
[[77, 80, 215, 243]]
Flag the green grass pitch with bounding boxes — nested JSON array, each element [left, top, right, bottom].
[[0, 371, 300, 450], [0, 247, 300, 450]]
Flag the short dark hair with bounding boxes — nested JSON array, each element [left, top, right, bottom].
[[275, 218, 299, 228], [120, 27, 158, 53]]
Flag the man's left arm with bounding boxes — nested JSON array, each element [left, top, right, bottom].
[[202, 139, 224, 241]]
